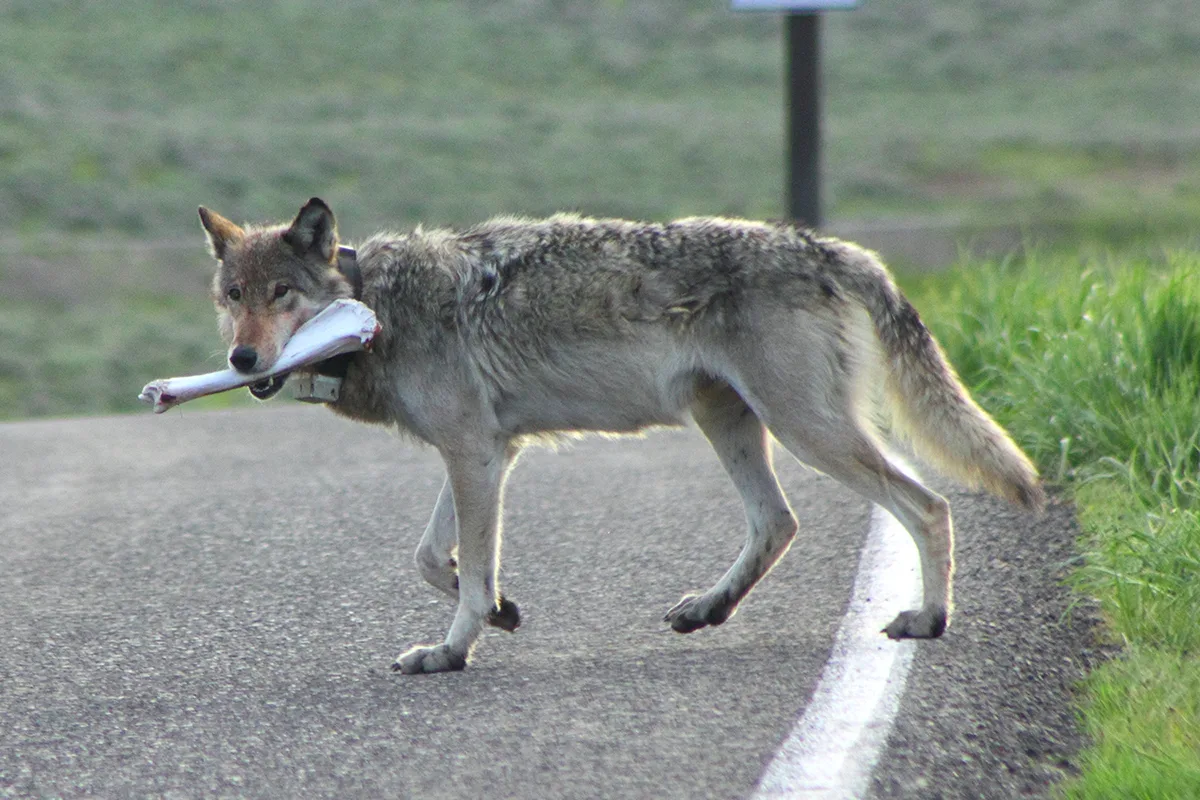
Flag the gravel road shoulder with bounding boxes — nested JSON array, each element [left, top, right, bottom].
[[868, 484, 1104, 799]]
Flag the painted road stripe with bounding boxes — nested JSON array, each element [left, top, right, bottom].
[[753, 501, 921, 798]]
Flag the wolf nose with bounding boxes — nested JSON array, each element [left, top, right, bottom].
[[229, 346, 259, 373]]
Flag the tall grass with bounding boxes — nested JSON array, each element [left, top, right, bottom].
[[902, 249, 1200, 797], [908, 250, 1200, 493]]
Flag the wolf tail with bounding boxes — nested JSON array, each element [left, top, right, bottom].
[[836, 243, 1045, 511]]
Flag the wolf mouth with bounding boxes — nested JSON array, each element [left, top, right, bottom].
[[248, 373, 290, 400]]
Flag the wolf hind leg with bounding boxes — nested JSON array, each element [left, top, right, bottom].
[[664, 381, 799, 633], [762, 407, 953, 639], [414, 478, 459, 597]]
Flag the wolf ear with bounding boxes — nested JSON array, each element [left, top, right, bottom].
[[282, 197, 338, 263], [198, 207, 244, 261]]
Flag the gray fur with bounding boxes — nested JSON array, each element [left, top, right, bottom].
[[201, 200, 1044, 674]]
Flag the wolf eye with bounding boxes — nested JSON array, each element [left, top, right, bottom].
[[227, 286, 242, 302], [273, 283, 290, 299]]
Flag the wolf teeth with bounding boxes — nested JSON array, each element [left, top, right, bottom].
[[248, 374, 288, 400]]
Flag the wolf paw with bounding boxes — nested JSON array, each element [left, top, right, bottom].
[[391, 643, 468, 675], [882, 608, 948, 640], [485, 596, 521, 632], [663, 592, 734, 634]]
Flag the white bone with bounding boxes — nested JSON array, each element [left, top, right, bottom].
[[138, 299, 378, 414]]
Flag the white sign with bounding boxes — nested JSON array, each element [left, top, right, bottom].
[[731, 0, 859, 10]]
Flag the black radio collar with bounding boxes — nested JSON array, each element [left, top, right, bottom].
[[313, 246, 362, 379]]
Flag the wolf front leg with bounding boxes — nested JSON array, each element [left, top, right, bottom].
[[394, 441, 516, 674], [414, 476, 521, 631]]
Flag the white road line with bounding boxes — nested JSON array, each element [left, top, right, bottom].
[[753, 502, 922, 799]]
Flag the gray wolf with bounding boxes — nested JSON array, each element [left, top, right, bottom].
[[198, 197, 1044, 674]]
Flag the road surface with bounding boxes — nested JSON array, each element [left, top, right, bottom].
[[0, 406, 1093, 798]]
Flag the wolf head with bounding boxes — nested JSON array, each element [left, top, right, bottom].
[[199, 198, 356, 388]]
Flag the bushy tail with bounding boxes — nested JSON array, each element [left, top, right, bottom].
[[840, 246, 1045, 511]]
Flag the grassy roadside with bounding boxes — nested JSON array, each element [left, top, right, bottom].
[[900, 250, 1200, 796]]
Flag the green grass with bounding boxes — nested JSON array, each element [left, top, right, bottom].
[[1070, 646, 1200, 798], [1, 0, 1199, 239], [905, 250, 1200, 491], [901, 250, 1200, 798]]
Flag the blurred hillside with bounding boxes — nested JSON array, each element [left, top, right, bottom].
[[2, 0, 1197, 240], [0, 0, 1197, 419]]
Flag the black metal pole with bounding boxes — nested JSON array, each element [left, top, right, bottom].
[[785, 13, 821, 228]]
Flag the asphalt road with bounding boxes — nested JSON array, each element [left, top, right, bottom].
[[1, 406, 1094, 798]]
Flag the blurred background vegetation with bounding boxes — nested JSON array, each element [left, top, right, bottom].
[[0, 0, 1197, 419]]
